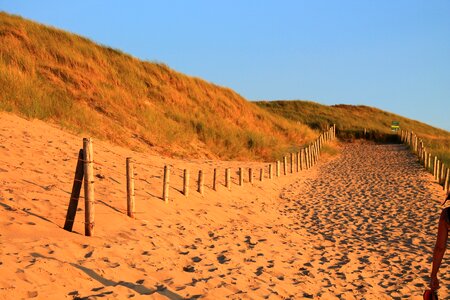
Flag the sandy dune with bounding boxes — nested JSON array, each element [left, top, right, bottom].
[[0, 112, 447, 299]]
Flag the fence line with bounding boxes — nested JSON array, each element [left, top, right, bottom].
[[399, 129, 449, 193], [63, 125, 336, 236]]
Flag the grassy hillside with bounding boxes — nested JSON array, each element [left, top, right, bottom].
[[0, 12, 317, 161], [256, 100, 450, 164]]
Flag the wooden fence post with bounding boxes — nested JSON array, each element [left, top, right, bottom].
[[64, 149, 84, 232], [183, 169, 189, 196], [225, 168, 231, 190], [283, 157, 287, 175], [443, 168, 450, 192], [444, 168, 450, 192], [198, 170, 204, 195], [290, 153, 294, 174], [428, 154, 432, 173], [83, 138, 95, 236], [440, 163, 446, 185], [305, 147, 310, 170], [213, 168, 217, 191], [163, 165, 170, 203], [296, 152, 300, 172], [434, 157, 438, 178], [260, 168, 264, 181], [269, 164, 273, 179], [300, 149, 304, 171], [276, 160, 280, 177], [239, 167, 244, 186], [249, 168, 254, 184], [126, 157, 135, 218]]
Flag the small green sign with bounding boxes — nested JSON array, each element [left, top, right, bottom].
[[391, 121, 400, 131]]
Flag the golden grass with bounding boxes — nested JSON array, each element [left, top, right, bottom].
[[0, 12, 317, 161], [256, 100, 450, 165]]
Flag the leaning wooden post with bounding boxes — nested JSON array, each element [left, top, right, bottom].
[[225, 168, 231, 191], [249, 168, 254, 184], [238, 167, 244, 186], [183, 169, 189, 196], [126, 157, 135, 218], [213, 168, 217, 191], [163, 165, 170, 203], [260, 168, 264, 181], [83, 138, 95, 236], [290, 153, 294, 174], [283, 156, 287, 175], [268, 164, 273, 179], [276, 160, 280, 177], [198, 170, 204, 195], [64, 149, 84, 232]]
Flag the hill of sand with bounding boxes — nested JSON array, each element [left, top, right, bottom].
[[0, 112, 448, 299]]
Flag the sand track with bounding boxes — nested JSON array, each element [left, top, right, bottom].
[[0, 113, 448, 299], [280, 142, 447, 299]]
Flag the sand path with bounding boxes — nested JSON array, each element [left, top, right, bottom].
[[279, 142, 447, 299], [0, 113, 448, 299]]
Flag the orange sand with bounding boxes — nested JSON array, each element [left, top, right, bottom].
[[0, 112, 447, 299]]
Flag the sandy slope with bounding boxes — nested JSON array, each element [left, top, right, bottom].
[[0, 112, 447, 299]]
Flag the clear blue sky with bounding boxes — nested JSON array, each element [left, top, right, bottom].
[[2, 1, 449, 131]]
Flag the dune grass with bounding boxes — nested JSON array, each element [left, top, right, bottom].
[[256, 100, 450, 165], [0, 12, 317, 161]]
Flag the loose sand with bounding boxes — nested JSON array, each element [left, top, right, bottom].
[[0, 112, 447, 299]]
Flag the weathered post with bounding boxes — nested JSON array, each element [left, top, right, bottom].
[[428, 154, 432, 173], [276, 160, 280, 177], [239, 167, 244, 186], [296, 152, 300, 172], [305, 147, 310, 170], [83, 138, 95, 236], [445, 167, 450, 192], [163, 165, 170, 203], [225, 168, 231, 190], [64, 149, 84, 232], [183, 169, 189, 196], [290, 153, 294, 174], [283, 156, 287, 175], [213, 168, 217, 191], [444, 168, 450, 192], [249, 168, 254, 184], [300, 149, 304, 170], [440, 163, 446, 185], [260, 168, 264, 181], [269, 164, 273, 179], [434, 156, 438, 178], [198, 170, 204, 195], [126, 157, 135, 218]]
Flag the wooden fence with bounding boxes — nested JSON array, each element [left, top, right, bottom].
[[399, 129, 450, 193], [63, 125, 336, 236]]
